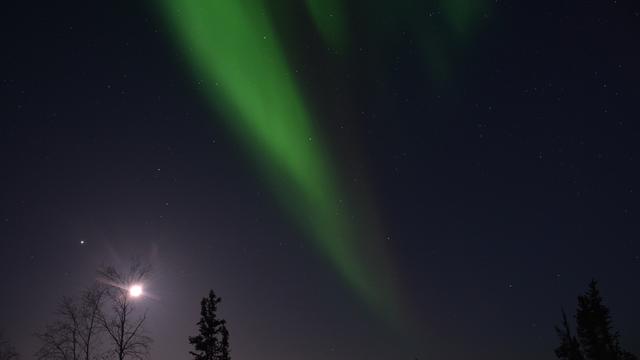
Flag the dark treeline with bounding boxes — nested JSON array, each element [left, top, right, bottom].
[[1, 260, 232, 360], [1, 273, 636, 360]]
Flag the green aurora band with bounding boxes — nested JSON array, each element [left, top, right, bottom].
[[159, 0, 398, 317], [158, 0, 490, 322]]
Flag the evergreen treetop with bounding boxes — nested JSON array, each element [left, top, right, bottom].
[[555, 280, 637, 360], [189, 290, 231, 360]]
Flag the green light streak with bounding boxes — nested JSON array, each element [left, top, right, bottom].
[[304, 0, 490, 79], [158, 0, 395, 316], [304, 0, 347, 50], [157, 0, 492, 327], [439, 0, 487, 35]]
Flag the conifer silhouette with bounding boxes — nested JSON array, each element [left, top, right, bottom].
[[555, 308, 584, 360], [555, 280, 637, 360], [189, 290, 231, 360]]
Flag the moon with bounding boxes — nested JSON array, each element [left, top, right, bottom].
[[129, 284, 143, 298]]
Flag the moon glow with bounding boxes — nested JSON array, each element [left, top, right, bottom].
[[129, 284, 143, 298]]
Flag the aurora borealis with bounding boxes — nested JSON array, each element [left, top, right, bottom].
[[159, 0, 397, 317], [2, 0, 640, 359], [157, 0, 493, 320]]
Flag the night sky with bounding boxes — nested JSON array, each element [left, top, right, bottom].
[[1, 1, 640, 360]]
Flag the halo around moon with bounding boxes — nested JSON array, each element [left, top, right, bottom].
[[129, 284, 143, 298]]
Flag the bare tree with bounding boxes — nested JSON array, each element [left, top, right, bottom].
[[97, 262, 152, 360], [35, 286, 105, 360], [35, 320, 76, 360], [78, 286, 106, 360], [0, 332, 19, 360]]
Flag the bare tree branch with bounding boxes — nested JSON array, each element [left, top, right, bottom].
[[35, 287, 106, 360], [0, 332, 19, 360], [97, 262, 152, 360]]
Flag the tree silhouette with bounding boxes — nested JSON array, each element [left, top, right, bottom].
[[98, 262, 152, 360], [555, 280, 637, 360], [35, 286, 105, 360], [189, 290, 230, 360], [555, 309, 584, 360], [35, 262, 152, 360], [0, 332, 18, 360]]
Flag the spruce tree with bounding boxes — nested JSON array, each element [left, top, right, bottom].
[[576, 280, 620, 360], [189, 290, 231, 360], [220, 326, 230, 360], [555, 309, 584, 360], [556, 280, 637, 360]]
